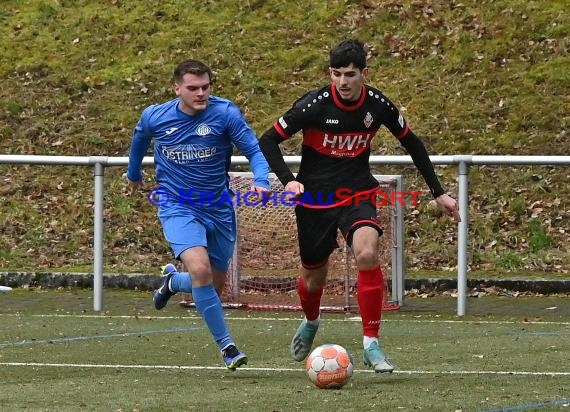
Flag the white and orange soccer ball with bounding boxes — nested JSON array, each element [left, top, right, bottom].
[[305, 344, 354, 389]]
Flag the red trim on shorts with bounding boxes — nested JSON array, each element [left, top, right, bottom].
[[350, 219, 380, 231], [301, 259, 328, 270], [343, 219, 383, 246]]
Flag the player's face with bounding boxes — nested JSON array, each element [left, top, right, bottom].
[[175, 72, 211, 115], [329, 64, 368, 102]]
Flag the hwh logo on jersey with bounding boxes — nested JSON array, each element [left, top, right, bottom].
[[322, 133, 373, 150], [364, 112, 373, 128]]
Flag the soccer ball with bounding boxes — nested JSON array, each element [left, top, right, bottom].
[[306, 344, 353, 389]]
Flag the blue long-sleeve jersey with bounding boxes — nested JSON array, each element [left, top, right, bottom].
[[127, 96, 270, 204]]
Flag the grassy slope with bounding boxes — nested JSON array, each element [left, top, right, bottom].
[[0, 0, 568, 276]]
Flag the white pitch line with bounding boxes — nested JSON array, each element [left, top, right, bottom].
[[1, 362, 569, 376], [0, 313, 569, 326]]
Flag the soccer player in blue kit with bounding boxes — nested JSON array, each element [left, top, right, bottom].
[[126, 59, 271, 370]]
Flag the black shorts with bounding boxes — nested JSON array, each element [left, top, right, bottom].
[[295, 199, 383, 268]]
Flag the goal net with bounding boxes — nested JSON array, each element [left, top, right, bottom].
[[179, 172, 405, 312]]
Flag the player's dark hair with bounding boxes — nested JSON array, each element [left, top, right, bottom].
[[173, 59, 213, 83], [329, 39, 367, 70]]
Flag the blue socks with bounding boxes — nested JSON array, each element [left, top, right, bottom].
[[192, 284, 233, 350], [168, 270, 233, 350], [169, 271, 192, 293]]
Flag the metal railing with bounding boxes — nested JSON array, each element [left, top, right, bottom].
[[1, 154, 569, 316]]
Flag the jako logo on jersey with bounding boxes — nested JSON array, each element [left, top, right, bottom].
[[325, 119, 339, 124], [278, 117, 288, 129], [364, 112, 373, 128], [165, 127, 179, 135], [196, 123, 211, 136]]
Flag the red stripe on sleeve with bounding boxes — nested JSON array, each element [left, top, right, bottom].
[[396, 124, 410, 139], [273, 122, 289, 139]]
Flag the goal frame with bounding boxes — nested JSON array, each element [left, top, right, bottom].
[[228, 172, 406, 310]]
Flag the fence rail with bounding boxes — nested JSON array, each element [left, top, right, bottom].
[[1, 154, 569, 316]]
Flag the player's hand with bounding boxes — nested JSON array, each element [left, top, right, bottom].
[[435, 193, 461, 222], [123, 171, 145, 196], [250, 185, 272, 196], [284, 180, 304, 201], [126, 178, 143, 196], [123, 173, 142, 196], [250, 185, 272, 204]]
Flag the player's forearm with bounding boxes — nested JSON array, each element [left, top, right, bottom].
[[126, 133, 151, 182], [259, 130, 296, 187], [246, 150, 271, 190], [398, 132, 445, 198]]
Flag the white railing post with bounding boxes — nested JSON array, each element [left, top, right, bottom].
[[455, 156, 471, 316], [91, 157, 107, 311], [395, 175, 405, 305]]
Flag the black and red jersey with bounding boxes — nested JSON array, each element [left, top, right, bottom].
[[260, 83, 445, 203]]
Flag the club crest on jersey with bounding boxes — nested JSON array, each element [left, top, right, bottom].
[[364, 112, 373, 128], [398, 113, 405, 128], [196, 123, 211, 136]]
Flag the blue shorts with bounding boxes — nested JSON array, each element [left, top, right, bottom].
[[158, 202, 236, 272]]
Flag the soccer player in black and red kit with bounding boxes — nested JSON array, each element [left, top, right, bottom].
[[259, 39, 460, 373]]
